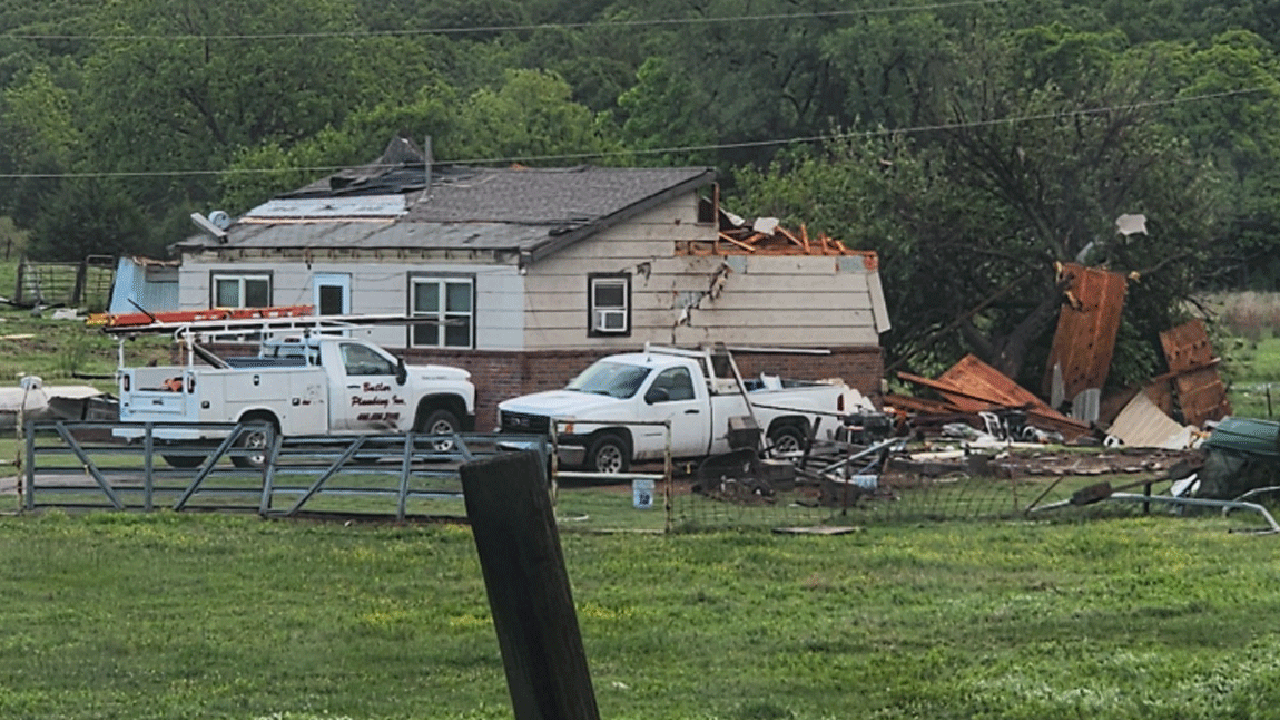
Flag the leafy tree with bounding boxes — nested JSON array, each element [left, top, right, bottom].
[[218, 84, 459, 213], [1142, 31, 1280, 289], [27, 178, 150, 261], [734, 27, 1225, 389], [74, 0, 416, 251], [450, 68, 622, 164], [0, 64, 82, 230], [618, 57, 718, 166]]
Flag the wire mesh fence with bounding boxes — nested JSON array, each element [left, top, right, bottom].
[[549, 441, 1280, 534], [13, 255, 115, 309]]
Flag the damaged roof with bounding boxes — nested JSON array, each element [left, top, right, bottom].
[[178, 140, 716, 263]]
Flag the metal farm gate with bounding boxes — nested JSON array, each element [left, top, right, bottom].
[[20, 421, 550, 521]]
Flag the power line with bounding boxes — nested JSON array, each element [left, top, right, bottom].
[[0, 86, 1268, 181], [4, 0, 1005, 41]]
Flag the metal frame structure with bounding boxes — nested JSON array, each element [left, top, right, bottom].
[[22, 420, 548, 521]]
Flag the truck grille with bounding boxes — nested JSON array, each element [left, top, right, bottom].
[[500, 410, 550, 434]]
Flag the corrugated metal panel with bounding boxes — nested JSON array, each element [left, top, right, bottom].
[[1041, 263, 1126, 401], [1161, 319, 1215, 372], [1160, 319, 1231, 427], [898, 354, 1091, 439], [1106, 391, 1193, 449], [939, 355, 1045, 409]]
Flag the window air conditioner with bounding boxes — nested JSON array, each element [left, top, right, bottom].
[[594, 309, 627, 332]]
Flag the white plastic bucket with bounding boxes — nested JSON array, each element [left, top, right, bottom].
[[632, 478, 655, 509]]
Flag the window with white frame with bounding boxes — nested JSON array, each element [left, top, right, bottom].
[[410, 276, 474, 348], [589, 273, 630, 337], [212, 272, 271, 308]]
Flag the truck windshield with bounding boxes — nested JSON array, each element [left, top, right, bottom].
[[566, 361, 651, 399]]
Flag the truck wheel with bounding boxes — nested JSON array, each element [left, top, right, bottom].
[[768, 423, 808, 456], [419, 409, 460, 452], [162, 453, 205, 469], [586, 433, 630, 475], [233, 419, 276, 469]]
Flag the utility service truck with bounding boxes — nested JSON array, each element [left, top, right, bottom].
[[497, 343, 853, 473], [108, 313, 475, 468]]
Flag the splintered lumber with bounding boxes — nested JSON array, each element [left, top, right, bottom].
[[716, 233, 752, 252]]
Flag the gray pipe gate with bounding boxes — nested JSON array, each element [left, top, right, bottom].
[[19, 420, 550, 520]]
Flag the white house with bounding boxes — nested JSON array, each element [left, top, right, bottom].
[[169, 138, 890, 427]]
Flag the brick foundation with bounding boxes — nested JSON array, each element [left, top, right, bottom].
[[199, 343, 885, 431], [403, 345, 885, 431]]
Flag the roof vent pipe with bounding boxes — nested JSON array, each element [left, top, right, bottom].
[[424, 135, 433, 197]]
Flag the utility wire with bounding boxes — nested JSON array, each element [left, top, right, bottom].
[[4, 0, 1006, 41], [0, 86, 1267, 181]]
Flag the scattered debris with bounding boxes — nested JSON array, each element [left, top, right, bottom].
[[1159, 319, 1231, 427], [894, 354, 1090, 442], [677, 210, 876, 259], [1104, 391, 1199, 450], [1041, 262, 1127, 418], [0, 376, 113, 429]]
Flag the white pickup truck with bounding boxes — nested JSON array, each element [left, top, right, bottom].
[[116, 332, 475, 467], [497, 344, 851, 473]]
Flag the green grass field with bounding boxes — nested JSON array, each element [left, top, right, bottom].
[[0, 512, 1278, 720], [4, 276, 1280, 718]]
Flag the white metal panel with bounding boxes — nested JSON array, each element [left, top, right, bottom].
[[867, 268, 891, 333], [247, 195, 407, 218]]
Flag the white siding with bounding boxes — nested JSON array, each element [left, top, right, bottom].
[[522, 195, 885, 350], [178, 190, 886, 353], [178, 259, 524, 350]]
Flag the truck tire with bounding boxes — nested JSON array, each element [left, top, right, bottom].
[[768, 423, 808, 456], [162, 453, 205, 469], [586, 433, 630, 475], [233, 416, 277, 469], [418, 408, 461, 452]]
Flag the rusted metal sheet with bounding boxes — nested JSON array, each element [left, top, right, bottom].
[[1159, 320, 1231, 427], [1160, 319, 1215, 372], [940, 355, 1047, 410], [1041, 263, 1127, 402], [883, 393, 960, 415], [899, 355, 1091, 440], [1174, 368, 1232, 427]]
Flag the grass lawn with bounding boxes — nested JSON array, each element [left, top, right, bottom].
[[1, 512, 1278, 720], [2, 278, 1280, 718]]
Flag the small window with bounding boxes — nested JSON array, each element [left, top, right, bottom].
[[340, 342, 395, 376], [410, 276, 474, 349], [211, 273, 271, 308], [649, 367, 695, 402], [589, 273, 630, 337]]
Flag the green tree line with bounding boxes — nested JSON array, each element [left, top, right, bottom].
[[2, 0, 1279, 385]]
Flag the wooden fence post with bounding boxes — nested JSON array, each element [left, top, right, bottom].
[[14, 258, 24, 305], [72, 258, 88, 307], [459, 450, 600, 720]]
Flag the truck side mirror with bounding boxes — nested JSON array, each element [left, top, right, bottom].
[[644, 387, 670, 404], [395, 357, 407, 386]]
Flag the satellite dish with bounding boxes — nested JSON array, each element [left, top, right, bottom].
[[208, 210, 232, 229], [189, 212, 227, 241]]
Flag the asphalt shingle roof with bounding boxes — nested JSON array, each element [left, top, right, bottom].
[[194, 164, 717, 261]]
